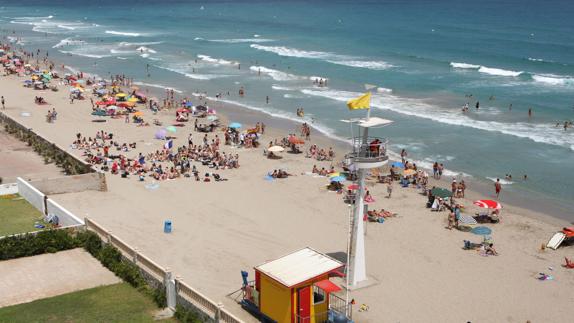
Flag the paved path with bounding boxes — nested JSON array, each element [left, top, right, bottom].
[[0, 248, 120, 307], [0, 128, 63, 184]]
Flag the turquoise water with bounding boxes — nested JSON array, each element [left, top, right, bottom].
[[1, 0, 573, 217]]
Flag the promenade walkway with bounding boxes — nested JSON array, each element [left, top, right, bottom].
[[0, 248, 120, 307]]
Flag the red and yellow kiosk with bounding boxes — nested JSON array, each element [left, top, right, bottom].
[[242, 247, 348, 323]]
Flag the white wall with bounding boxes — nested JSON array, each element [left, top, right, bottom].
[[0, 183, 18, 196], [46, 198, 84, 227], [16, 177, 45, 214]]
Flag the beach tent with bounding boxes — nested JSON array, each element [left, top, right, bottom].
[[431, 187, 452, 198]]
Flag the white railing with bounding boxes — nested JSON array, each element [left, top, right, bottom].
[[84, 217, 243, 323]]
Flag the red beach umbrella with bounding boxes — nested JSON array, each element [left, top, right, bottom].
[[473, 200, 502, 210], [348, 184, 359, 190], [288, 136, 305, 145]]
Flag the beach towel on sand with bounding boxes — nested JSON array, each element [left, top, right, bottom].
[[458, 214, 478, 226]]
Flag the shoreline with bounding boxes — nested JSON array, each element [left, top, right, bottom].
[[3, 52, 571, 228]]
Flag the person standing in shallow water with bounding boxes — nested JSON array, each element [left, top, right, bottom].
[[495, 178, 502, 198]]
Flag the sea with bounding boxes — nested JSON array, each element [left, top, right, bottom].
[[1, 0, 573, 220]]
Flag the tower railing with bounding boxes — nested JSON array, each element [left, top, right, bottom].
[[346, 136, 389, 164]]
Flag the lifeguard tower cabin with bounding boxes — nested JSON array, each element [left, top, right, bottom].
[[241, 247, 352, 323]]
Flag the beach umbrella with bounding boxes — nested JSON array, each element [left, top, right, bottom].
[[185, 101, 193, 107], [268, 146, 285, 153], [176, 108, 188, 113], [133, 111, 144, 117], [128, 97, 139, 103], [474, 200, 502, 210], [348, 184, 359, 190], [391, 161, 404, 168], [404, 169, 417, 176], [228, 122, 242, 129], [207, 115, 219, 122], [166, 126, 177, 133], [330, 176, 346, 183], [431, 187, 452, 198], [155, 129, 167, 139], [23, 80, 32, 84], [95, 89, 108, 95], [329, 172, 341, 178], [288, 136, 305, 145], [471, 226, 492, 236], [118, 102, 135, 108], [107, 105, 118, 110]]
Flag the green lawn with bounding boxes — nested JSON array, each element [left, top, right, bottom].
[[0, 194, 44, 237], [0, 283, 175, 322]]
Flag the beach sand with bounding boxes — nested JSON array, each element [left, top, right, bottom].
[[1, 67, 574, 323]]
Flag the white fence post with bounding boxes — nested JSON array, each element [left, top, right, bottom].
[[106, 230, 112, 244], [165, 268, 176, 310], [215, 302, 223, 322], [133, 248, 138, 264]]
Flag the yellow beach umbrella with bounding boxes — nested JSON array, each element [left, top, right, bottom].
[[404, 169, 417, 176], [115, 93, 127, 98], [329, 172, 341, 178], [133, 111, 144, 117], [128, 97, 139, 103]]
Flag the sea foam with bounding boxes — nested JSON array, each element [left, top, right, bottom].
[[105, 30, 141, 37], [300, 88, 574, 151], [250, 44, 392, 70]]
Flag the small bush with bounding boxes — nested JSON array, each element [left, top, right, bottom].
[[174, 304, 202, 323], [0, 230, 83, 261], [152, 287, 167, 308]]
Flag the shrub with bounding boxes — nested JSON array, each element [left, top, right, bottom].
[[174, 304, 202, 323], [152, 287, 167, 308], [0, 229, 83, 261]]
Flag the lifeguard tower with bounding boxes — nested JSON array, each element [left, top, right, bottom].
[[240, 247, 353, 323], [343, 113, 393, 288]]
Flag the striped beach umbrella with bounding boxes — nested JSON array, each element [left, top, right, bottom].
[[473, 200, 502, 210]]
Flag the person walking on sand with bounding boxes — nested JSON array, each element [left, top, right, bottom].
[[387, 181, 393, 198], [495, 178, 502, 198], [1, 96, 4, 109]]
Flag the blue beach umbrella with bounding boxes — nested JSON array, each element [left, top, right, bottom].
[[471, 226, 492, 236], [207, 115, 219, 122], [228, 122, 242, 129], [185, 101, 193, 107], [391, 161, 404, 168], [330, 176, 346, 182]]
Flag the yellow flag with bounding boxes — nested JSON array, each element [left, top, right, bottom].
[[347, 92, 371, 110]]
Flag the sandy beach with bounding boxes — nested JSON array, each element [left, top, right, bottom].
[[1, 56, 574, 323]]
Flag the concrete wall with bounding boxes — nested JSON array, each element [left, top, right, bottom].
[[46, 198, 84, 227], [0, 183, 18, 196], [16, 178, 45, 214], [29, 173, 107, 195]]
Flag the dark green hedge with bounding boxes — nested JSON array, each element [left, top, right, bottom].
[[0, 229, 86, 261]]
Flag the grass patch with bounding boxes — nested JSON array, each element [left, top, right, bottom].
[[0, 194, 44, 237], [0, 283, 175, 322]]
